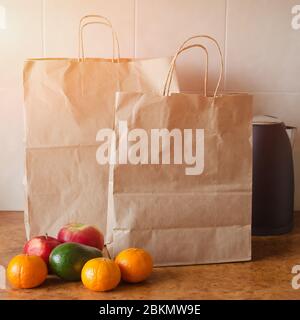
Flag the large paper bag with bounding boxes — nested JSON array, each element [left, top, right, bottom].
[[107, 36, 253, 266], [23, 15, 178, 239]]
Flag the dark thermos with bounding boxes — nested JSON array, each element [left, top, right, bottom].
[[252, 116, 295, 236]]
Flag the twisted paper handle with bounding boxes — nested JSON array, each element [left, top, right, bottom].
[[164, 35, 224, 97], [78, 15, 120, 62], [163, 44, 209, 97]]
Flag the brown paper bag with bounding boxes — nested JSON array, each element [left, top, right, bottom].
[[107, 35, 253, 266], [23, 15, 178, 239]]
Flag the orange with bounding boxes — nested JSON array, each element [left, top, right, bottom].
[[81, 257, 121, 292], [115, 248, 153, 283], [7, 254, 48, 289]]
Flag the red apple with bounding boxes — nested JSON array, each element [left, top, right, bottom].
[[23, 235, 61, 265], [57, 223, 104, 250]]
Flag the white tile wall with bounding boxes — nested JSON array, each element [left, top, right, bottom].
[[0, 0, 299, 210], [44, 0, 135, 58], [226, 0, 300, 93], [0, 88, 24, 210], [135, 0, 226, 93], [0, 0, 43, 89], [0, 0, 42, 210]]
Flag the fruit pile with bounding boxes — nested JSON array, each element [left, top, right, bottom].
[[6, 223, 153, 292]]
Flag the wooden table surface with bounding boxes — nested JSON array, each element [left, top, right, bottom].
[[0, 211, 300, 300]]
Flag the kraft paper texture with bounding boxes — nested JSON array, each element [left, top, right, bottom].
[[23, 57, 178, 239], [107, 92, 253, 266]]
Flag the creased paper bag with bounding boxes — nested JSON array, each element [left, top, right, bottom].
[[23, 15, 178, 239], [107, 35, 252, 266]]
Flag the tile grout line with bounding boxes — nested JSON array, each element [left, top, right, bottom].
[[41, 0, 46, 57], [134, 0, 137, 58], [223, 0, 228, 91]]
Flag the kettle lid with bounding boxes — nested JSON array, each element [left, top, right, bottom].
[[253, 115, 283, 126]]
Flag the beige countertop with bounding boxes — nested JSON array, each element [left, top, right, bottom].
[[0, 211, 300, 300]]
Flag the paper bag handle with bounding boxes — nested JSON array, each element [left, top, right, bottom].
[[163, 44, 209, 97], [78, 15, 120, 62], [164, 35, 224, 97]]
